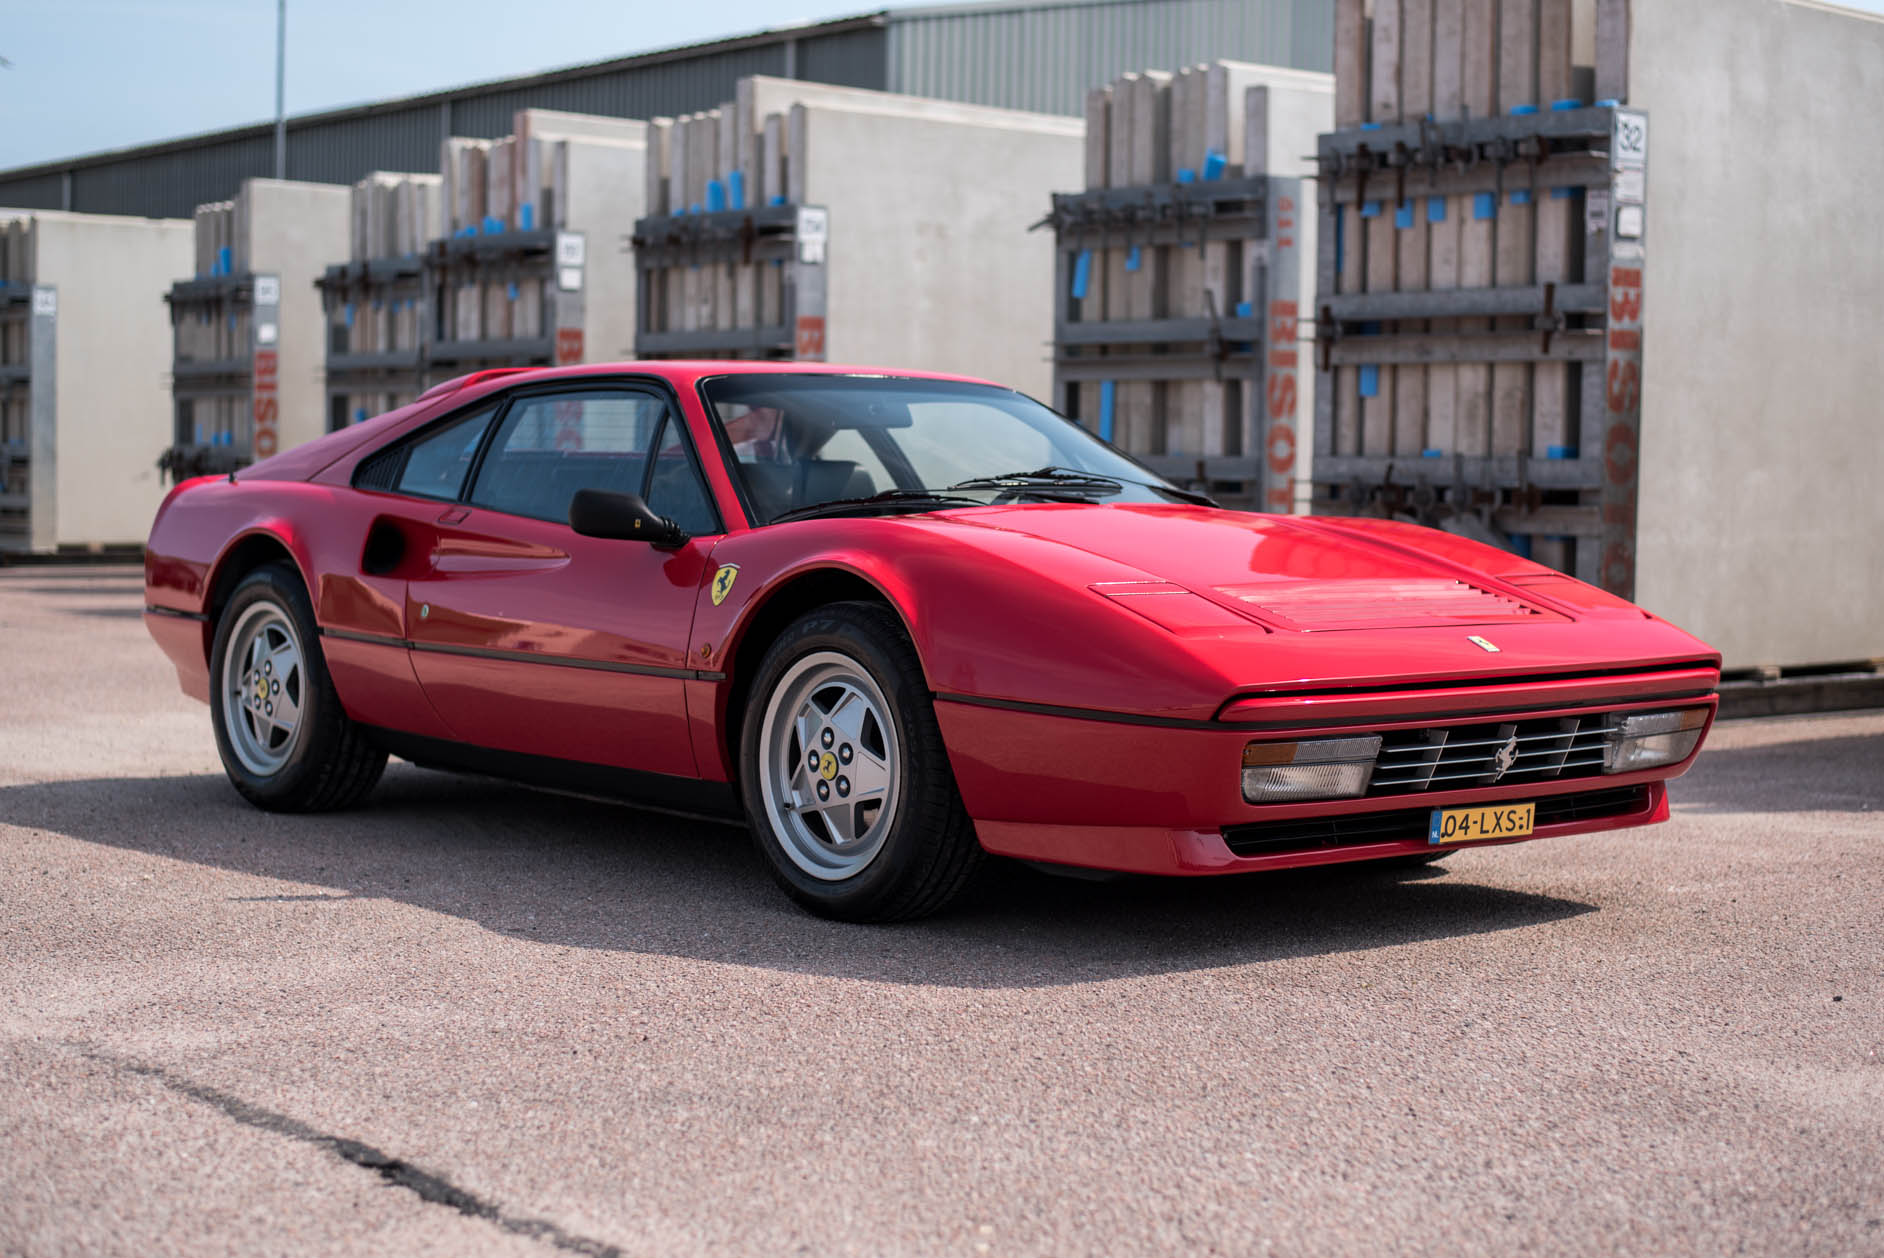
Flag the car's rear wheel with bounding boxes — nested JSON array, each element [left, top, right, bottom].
[[210, 562, 386, 812], [740, 602, 982, 922]]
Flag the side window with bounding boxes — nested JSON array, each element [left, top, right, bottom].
[[468, 389, 713, 529], [646, 416, 717, 536], [369, 404, 496, 499]]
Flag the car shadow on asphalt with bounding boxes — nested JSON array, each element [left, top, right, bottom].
[[0, 768, 1598, 990], [1669, 732, 1883, 815]]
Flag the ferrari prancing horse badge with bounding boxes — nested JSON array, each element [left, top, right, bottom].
[[711, 564, 740, 606]]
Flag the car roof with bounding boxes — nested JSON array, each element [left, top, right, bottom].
[[432, 359, 1004, 410]]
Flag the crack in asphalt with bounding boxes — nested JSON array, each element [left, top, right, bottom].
[[79, 1045, 628, 1257]]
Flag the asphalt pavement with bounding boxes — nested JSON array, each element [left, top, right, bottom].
[[2, 565, 1879, 1257]]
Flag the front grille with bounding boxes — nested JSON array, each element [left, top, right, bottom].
[[1365, 712, 1619, 796], [1222, 785, 1651, 858]]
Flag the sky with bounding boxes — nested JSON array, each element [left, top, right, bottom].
[[5, 0, 1884, 170], [0, 0, 870, 169]]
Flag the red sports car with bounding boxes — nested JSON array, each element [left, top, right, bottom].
[[144, 362, 1719, 921]]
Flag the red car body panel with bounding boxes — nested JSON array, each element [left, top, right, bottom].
[[145, 361, 1720, 876]]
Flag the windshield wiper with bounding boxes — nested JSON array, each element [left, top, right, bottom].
[[947, 466, 1125, 494], [768, 489, 989, 524], [948, 465, 1217, 507], [1148, 481, 1217, 507]]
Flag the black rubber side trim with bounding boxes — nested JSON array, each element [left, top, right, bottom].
[[933, 692, 1223, 730], [145, 605, 209, 622], [363, 725, 743, 821], [935, 687, 1717, 733], [322, 627, 728, 682]]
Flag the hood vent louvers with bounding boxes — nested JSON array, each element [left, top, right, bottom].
[[1216, 578, 1548, 632]]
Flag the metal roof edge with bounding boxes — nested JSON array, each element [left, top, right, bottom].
[[886, 0, 1180, 22]]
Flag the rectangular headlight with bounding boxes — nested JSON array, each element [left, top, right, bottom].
[[1603, 708, 1708, 774], [1242, 736, 1382, 803]]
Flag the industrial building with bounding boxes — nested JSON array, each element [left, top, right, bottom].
[[0, 0, 1332, 219]]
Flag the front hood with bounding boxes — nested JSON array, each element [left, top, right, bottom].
[[932, 503, 1716, 695], [948, 503, 1551, 627]]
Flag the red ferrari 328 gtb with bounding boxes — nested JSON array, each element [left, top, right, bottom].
[[145, 362, 1719, 920]]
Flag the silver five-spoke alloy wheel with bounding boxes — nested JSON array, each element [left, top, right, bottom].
[[220, 600, 305, 776], [757, 650, 901, 880]]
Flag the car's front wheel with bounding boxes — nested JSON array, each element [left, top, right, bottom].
[[739, 602, 982, 922], [209, 562, 387, 812]]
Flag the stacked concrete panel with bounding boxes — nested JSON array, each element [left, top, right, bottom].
[[1315, 0, 1637, 588], [344, 172, 439, 376], [436, 112, 643, 364], [1046, 61, 1332, 507], [1313, 0, 1884, 672], [323, 111, 645, 430], [0, 210, 192, 552], [166, 179, 349, 478], [634, 78, 1082, 400]]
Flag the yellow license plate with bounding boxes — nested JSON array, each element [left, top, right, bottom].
[[1428, 802, 1535, 845]]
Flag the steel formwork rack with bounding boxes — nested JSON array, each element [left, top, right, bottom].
[[315, 253, 428, 431], [163, 269, 282, 480], [317, 230, 589, 429], [632, 202, 829, 361], [429, 228, 589, 377], [0, 283, 52, 549], [1311, 101, 1648, 594], [1044, 173, 1303, 509]]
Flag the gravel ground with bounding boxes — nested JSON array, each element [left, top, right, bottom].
[[1, 565, 1879, 1258]]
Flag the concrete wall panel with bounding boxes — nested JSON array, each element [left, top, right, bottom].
[[241, 180, 351, 454], [30, 212, 193, 548], [799, 101, 1083, 398], [1630, 0, 1884, 667]]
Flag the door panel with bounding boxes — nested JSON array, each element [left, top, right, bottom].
[[405, 514, 708, 774], [401, 387, 717, 778]]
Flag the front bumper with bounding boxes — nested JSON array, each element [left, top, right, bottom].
[[934, 683, 1713, 876]]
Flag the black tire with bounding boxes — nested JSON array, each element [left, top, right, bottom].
[[208, 561, 387, 812], [738, 601, 982, 922]]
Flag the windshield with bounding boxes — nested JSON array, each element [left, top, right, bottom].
[[700, 374, 1197, 525]]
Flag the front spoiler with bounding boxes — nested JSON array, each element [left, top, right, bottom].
[[973, 781, 1669, 876]]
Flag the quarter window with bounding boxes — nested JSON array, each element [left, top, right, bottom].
[[387, 405, 498, 500]]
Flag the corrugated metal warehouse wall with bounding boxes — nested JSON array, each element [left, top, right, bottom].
[[0, 19, 884, 219], [0, 0, 1327, 219], [887, 0, 1332, 114]]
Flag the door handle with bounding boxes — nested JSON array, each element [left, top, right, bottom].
[[436, 507, 470, 525]]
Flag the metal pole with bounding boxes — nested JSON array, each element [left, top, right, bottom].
[[273, 0, 286, 179]]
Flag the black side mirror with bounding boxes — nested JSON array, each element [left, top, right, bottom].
[[569, 489, 688, 549]]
